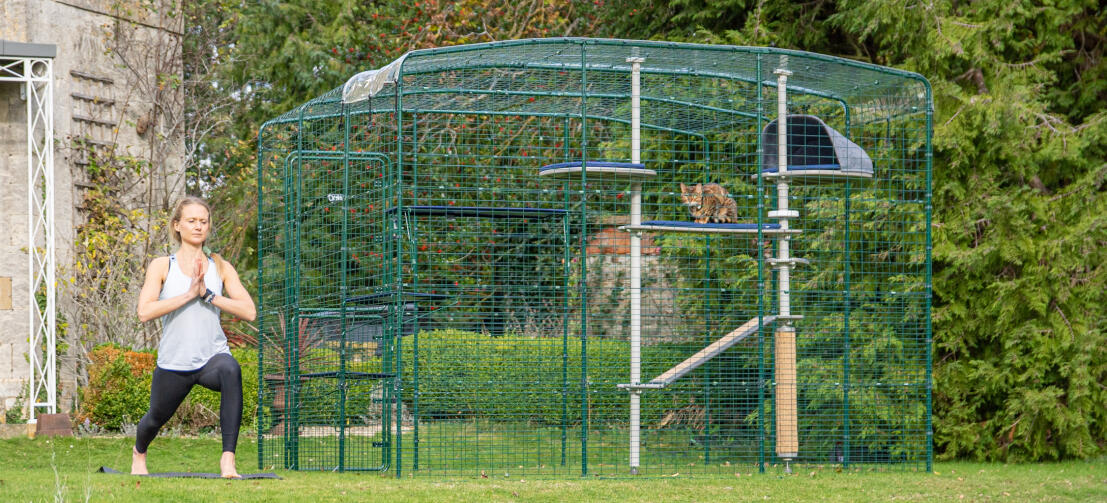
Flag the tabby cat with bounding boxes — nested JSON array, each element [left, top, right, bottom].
[[680, 183, 739, 224]]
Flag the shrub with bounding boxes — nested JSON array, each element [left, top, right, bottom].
[[77, 344, 155, 430], [78, 345, 259, 432]]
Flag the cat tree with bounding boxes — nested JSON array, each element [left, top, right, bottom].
[[616, 64, 816, 473]]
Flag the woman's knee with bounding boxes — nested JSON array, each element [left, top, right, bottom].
[[202, 354, 241, 389], [215, 355, 242, 381]]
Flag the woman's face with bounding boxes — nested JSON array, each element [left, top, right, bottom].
[[175, 204, 210, 247]]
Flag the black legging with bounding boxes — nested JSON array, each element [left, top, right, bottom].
[[135, 353, 242, 454]]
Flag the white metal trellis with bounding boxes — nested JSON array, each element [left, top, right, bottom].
[[0, 50, 56, 423]]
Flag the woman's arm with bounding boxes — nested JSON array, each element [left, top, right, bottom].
[[211, 261, 257, 322], [137, 257, 205, 322]]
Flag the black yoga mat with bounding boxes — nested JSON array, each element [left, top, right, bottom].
[[98, 466, 281, 479]]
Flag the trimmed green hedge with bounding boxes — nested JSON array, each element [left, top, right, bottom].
[[78, 344, 259, 432], [399, 329, 703, 426]]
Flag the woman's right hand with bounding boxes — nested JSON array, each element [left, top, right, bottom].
[[189, 256, 206, 299]]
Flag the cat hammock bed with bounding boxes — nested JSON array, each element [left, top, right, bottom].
[[759, 114, 873, 178]]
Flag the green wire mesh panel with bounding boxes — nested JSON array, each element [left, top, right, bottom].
[[257, 38, 932, 477]]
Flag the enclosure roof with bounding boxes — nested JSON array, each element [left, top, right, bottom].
[[338, 38, 930, 105], [0, 40, 56, 58], [268, 38, 931, 129]]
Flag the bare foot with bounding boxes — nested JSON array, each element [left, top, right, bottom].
[[131, 447, 149, 475], [220, 451, 241, 479]]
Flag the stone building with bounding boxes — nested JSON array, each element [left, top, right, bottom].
[[0, 0, 183, 421]]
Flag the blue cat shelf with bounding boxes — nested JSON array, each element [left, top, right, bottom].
[[620, 220, 800, 235], [538, 161, 656, 179]]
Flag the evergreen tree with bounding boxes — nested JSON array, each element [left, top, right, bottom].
[[185, 0, 1107, 461]]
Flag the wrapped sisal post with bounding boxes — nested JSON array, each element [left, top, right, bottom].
[[775, 326, 798, 460]]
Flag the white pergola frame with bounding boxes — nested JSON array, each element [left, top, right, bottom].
[[1, 41, 57, 423]]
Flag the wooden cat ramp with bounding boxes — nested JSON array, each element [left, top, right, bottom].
[[618, 315, 779, 391]]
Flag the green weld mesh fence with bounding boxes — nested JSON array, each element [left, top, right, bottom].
[[256, 38, 933, 477]]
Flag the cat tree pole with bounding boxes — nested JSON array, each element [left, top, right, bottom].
[[627, 54, 645, 476], [772, 68, 799, 473]]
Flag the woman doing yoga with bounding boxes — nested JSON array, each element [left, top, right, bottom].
[[132, 197, 256, 478]]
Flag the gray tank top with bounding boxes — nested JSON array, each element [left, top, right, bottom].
[[156, 255, 230, 370]]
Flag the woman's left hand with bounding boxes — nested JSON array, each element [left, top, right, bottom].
[[189, 256, 207, 299]]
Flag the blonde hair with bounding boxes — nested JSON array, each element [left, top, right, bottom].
[[169, 196, 227, 277]]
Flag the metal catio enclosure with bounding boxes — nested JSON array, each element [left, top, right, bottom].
[[256, 38, 932, 476]]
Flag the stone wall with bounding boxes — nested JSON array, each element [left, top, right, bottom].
[[0, 0, 184, 418], [0, 80, 31, 413]]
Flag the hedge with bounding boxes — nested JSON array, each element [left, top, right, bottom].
[[399, 329, 710, 427], [77, 344, 259, 432]]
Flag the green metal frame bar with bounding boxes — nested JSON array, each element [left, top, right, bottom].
[[923, 80, 935, 473], [338, 104, 350, 472], [754, 54, 767, 474], [262, 111, 707, 148], [561, 188, 570, 467], [288, 107, 306, 470], [843, 180, 852, 468], [255, 121, 272, 472], [409, 111, 420, 473], [394, 78, 406, 478], [577, 45, 590, 477]]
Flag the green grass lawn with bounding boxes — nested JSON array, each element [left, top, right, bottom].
[[260, 420, 927, 477], [2, 435, 1104, 502]]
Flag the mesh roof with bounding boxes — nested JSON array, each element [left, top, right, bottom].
[[271, 38, 930, 131]]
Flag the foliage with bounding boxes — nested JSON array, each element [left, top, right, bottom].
[[188, 0, 606, 274], [583, 0, 1107, 463], [76, 345, 258, 432], [188, 0, 1107, 462], [63, 0, 191, 416], [403, 329, 728, 428], [4, 386, 28, 424], [76, 344, 156, 430], [71, 154, 161, 352]]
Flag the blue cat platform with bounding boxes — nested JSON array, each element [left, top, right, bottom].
[[620, 220, 801, 235], [759, 164, 872, 179], [538, 161, 656, 179], [396, 205, 568, 219]]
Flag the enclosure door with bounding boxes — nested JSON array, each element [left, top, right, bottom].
[[280, 151, 395, 471]]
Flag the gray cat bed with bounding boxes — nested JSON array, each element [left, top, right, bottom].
[[760, 114, 873, 178]]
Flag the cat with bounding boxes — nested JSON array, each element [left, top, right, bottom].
[[680, 183, 739, 224]]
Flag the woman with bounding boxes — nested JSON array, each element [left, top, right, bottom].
[[133, 196, 256, 478]]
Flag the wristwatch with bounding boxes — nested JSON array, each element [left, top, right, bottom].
[[202, 288, 216, 303]]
